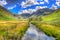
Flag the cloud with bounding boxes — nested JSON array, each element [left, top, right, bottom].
[[19, 0, 60, 14], [21, 1, 27, 8], [44, 0, 49, 3], [56, 1, 60, 6], [39, 0, 49, 4], [0, 0, 7, 6], [56, 0, 60, 2], [50, 4, 58, 10], [36, 6, 47, 10], [8, 5, 16, 9], [21, 0, 39, 8], [18, 6, 48, 14], [21, 0, 49, 8], [39, 2, 45, 4], [18, 9, 36, 14]]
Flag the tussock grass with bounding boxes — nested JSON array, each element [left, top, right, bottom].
[[0, 21, 29, 40]]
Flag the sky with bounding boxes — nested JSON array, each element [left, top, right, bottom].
[[0, 0, 60, 14]]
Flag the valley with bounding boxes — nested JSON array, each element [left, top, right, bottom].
[[0, 6, 60, 40]]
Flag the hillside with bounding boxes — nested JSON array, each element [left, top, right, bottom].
[[18, 8, 55, 18], [31, 9, 60, 40], [42, 9, 60, 22], [0, 6, 29, 40], [41, 9, 60, 27], [31, 8, 55, 16], [0, 6, 17, 20]]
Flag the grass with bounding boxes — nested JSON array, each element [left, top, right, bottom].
[[0, 6, 30, 40], [42, 9, 60, 22], [31, 9, 60, 40], [0, 6, 17, 20], [0, 20, 29, 40], [31, 21, 60, 40]]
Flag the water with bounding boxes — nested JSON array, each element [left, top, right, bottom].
[[22, 24, 55, 40]]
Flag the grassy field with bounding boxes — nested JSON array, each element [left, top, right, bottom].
[[31, 9, 60, 40], [0, 6, 60, 40], [42, 9, 60, 22], [31, 21, 60, 40], [0, 6, 30, 40], [0, 20, 29, 40]]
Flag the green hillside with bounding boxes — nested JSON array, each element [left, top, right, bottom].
[[0, 6, 17, 20], [0, 6, 29, 40], [31, 9, 60, 40], [42, 9, 60, 22], [42, 9, 60, 27]]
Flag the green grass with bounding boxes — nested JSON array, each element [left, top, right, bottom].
[[0, 6, 30, 40], [42, 9, 60, 22], [0, 21, 29, 40], [31, 22, 60, 40], [31, 9, 60, 40], [0, 6, 17, 20]]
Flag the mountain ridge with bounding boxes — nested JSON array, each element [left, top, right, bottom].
[[18, 8, 55, 18], [0, 6, 17, 20]]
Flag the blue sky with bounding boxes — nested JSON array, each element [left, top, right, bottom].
[[0, 0, 60, 14]]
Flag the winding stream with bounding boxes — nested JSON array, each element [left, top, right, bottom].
[[22, 24, 55, 40]]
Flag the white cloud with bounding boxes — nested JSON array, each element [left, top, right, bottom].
[[21, 0, 49, 8], [36, 6, 47, 10], [0, 0, 7, 6], [56, 0, 60, 2], [40, 2, 44, 4], [18, 9, 36, 14], [26, 0, 38, 5], [19, 0, 60, 14], [21, 1, 26, 8], [21, 0, 39, 8], [18, 6, 48, 14], [44, 0, 49, 3], [56, 1, 60, 6], [8, 5, 16, 9], [50, 4, 58, 10], [39, 0, 49, 4]]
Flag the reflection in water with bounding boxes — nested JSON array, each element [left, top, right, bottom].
[[22, 24, 55, 40]]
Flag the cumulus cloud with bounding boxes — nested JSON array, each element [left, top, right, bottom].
[[18, 9, 36, 14], [56, 1, 60, 6], [39, 0, 49, 4], [56, 0, 60, 2], [36, 6, 47, 10], [18, 6, 48, 14], [45, 0, 49, 3], [8, 5, 16, 9], [50, 4, 58, 10], [21, 1, 26, 8], [21, 0, 39, 8], [0, 0, 7, 6], [21, 0, 49, 8], [39, 2, 44, 4], [19, 0, 60, 14]]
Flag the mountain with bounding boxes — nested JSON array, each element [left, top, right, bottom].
[[20, 13, 31, 18], [0, 6, 17, 20], [19, 8, 55, 18], [18, 13, 31, 18], [31, 8, 55, 16], [41, 8, 60, 28], [30, 9, 60, 40], [42, 9, 60, 22], [30, 8, 60, 27]]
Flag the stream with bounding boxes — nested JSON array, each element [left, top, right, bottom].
[[22, 24, 55, 40]]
